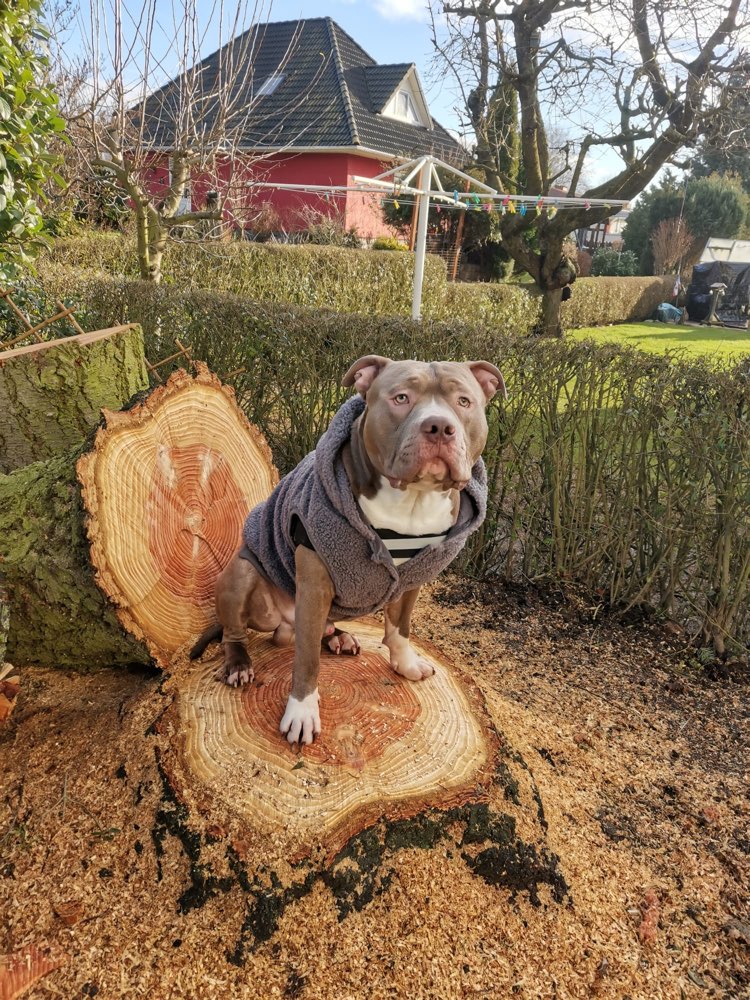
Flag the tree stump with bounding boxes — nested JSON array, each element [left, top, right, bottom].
[[1, 355, 570, 959], [0, 365, 277, 669], [162, 621, 498, 860], [148, 636, 568, 963], [0, 325, 148, 473]]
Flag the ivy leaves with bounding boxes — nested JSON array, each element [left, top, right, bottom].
[[0, 1, 66, 278]]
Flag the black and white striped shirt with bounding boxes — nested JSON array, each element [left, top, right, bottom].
[[375, 527, 450, 566]]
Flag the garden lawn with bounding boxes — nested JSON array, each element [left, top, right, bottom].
[[570, 320, 750, 361]]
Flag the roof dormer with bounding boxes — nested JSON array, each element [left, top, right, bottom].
[[374, 65, 432, 130]]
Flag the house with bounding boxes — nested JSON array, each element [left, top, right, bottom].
[[577, 209, 630, 251], [142, 17, 464, 240]]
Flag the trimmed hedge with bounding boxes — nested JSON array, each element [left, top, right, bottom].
[[562, 275, 674, 327], [34, 268, 750, 658], [42, 234, 447, 319], [42, 232, 673, 330]]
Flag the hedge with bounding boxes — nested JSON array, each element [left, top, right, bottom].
[[42, 232, 673, 330], [33, 267, 750, 657], [41, 234, 448, 320], [561, 274, 674, 327]]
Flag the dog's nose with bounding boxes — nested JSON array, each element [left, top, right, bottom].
[[421, 416, 456, 439]]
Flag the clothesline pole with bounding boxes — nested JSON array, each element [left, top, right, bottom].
[[411, 158, 432, 321]]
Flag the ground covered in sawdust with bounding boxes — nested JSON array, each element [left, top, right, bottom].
[[1, 580, 748, 1000]]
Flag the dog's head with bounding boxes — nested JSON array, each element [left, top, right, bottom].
[[343, 356, 506, 491]]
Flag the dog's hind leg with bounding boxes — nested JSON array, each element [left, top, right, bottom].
[[213, 554, 260, 687], [323, 626, 360, 655]]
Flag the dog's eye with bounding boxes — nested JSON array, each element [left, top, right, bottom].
[[457, 396, 471, 407], [393, 393, 409, 404]]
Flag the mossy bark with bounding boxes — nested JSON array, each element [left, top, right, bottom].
[[0, 449, 153, 670], [0, 325, 148, 473]]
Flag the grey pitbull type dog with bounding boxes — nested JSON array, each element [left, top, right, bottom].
[[190, 355, 506, 745]]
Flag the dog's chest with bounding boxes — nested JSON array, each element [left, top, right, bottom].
[[358, 480, 457, 566]]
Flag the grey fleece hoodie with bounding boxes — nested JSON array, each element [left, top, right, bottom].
[[241, 395, 487, 620]]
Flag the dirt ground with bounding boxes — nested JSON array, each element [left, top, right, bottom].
[[1, 578, 748, 1000]]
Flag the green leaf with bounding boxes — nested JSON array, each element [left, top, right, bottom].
[[0, 96, 10, 120]]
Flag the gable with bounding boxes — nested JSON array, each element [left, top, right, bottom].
[[379, 67, 432, 130]]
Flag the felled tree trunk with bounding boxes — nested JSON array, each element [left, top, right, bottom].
[[0, 325, 149, 473], [0, 365, 277, 669]]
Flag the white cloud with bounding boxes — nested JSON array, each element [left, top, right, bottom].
[[372, 0, 428, 21]]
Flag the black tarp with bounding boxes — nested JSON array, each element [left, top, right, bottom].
[[686, 260, 750, 325]]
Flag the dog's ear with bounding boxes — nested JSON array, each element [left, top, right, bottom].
[[342, 355, 392, 396], [467, 361, 508, 402]]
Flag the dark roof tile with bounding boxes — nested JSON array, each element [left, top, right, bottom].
[[138, 17, 463, 162]]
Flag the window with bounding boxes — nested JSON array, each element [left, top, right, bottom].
[[383, 87, 426, 127], [257, 73, 285, 97], [396, 90, 420, 123]]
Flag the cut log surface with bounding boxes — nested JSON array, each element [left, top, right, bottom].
[[0, 325, 148, 473], [1, 364, 276, 670], [161, 621, 499, 860], [77, 364, 278, 665]]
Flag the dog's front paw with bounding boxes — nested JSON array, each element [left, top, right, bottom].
[[280, 690, 321, 745], [388, 641, 435, 681]]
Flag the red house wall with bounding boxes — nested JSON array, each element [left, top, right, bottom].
[[186, 152, 398, 240]]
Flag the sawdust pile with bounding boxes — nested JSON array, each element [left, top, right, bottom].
[[1, 579, 748, 999]]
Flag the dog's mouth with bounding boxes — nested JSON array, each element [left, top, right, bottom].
[[385, 459, 469, 492]]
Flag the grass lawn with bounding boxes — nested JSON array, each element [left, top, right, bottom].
[[570, 321, 750, 361]]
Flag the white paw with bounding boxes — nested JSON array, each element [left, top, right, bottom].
[[279, 690, 321, 745], [387, 640, 435, 681]]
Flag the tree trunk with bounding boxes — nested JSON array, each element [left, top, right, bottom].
[[135, 202, 152, 281], [540, 287, 564, 338], [1, 365, 278, 669], [0, 450, 154, 670], [0, 325, 148, 473]]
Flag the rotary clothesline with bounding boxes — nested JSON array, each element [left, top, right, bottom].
[[245, 154, 630, 319]]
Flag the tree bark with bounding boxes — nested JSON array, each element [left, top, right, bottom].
[[0, 325, 148, 473], [540, 287, 564, 338], [0, 365, 277, 670], [0, 450, 154, 670]]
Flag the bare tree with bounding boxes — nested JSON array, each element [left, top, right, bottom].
[[651, 218, 695, 275], [430, 0, 748, 335], [56, 1, 325, 281]]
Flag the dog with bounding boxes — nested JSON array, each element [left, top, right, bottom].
[[190, 355, 506, 745]]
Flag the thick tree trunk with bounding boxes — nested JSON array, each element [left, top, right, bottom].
[[0, 365, 277, 669], [0, 450, 154, 669], [0, 325, 148, 473], [540, 287, 564, 338]]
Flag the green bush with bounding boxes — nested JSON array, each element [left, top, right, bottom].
[[41, 233, 447, 318], [591, 247, 639, 276], [31, 267, 750, 654], [371, 237, 409, 251], [442, 281, 540, 336]]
